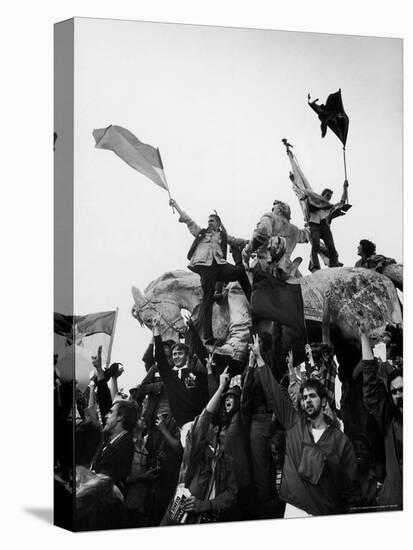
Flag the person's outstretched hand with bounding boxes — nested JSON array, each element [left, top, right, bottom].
[[219, 366, 230, 390]]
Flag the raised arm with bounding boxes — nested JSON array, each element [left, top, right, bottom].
[[186, 366, 230, 456], [169, 198, 184, 217], [251, 335, 298, 430], [359, 324, 390, 433], [83, 379, 101, 426], [227, 234, 249, 249], [295, 225, 310, 244], [322, 287, 332, 346], [240, 355, 255, 421], [206, 367, 230, 415], [222, 216, 249, 249], [169, 198, 201, 237], [183, 368, 237, 516], [186, 316, 208, 363], [92, 346, 112, 422], [286, 350, 300, 410], [141, 337, 155, 371], [152, 314, 174, 382], [340, 180, 349, 204], [87, 379, 96, 409], [250, 213, 273, 248], [205, 353, 219, 398], [155, 415, 183, 455], [242, 213, 273, 265], [135, 365, 163, 400], [108, 363, 124, 402]]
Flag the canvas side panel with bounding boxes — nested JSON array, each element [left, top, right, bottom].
[[54, 17, 75, 532]]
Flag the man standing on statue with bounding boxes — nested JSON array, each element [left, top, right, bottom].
[[296, 178, 349, 272], [169, 198, 251, 346]]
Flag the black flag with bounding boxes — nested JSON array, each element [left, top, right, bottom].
[[308, 89, 349, 147]]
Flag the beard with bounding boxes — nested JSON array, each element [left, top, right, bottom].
[[304, 402, 322, 419], [395, 397, 403, 410]]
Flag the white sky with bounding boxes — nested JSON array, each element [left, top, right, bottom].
[[58, 18, 402, 392]]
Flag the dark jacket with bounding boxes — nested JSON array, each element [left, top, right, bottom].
[[141, 342, 156, 372], [362, 360, 402, 510], [75, 472, 124, 531], [220, 411, 251, 490], [154, 335, 208, 426], [135, 364, 167, 428], [180, 409, 238, 521], [241, 365, 272, 420], [93, 432, 134, 491], [95, 379, 112, 424], [257, 362, 358, 516]]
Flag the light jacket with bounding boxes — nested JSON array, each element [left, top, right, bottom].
[[244, 211, 309, 273], [179, 211, 247, 269]]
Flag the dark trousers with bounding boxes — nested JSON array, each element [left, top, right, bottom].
[[309, 220, 339, 269], [249, 413, 274, 504], [196, 261, 251, 340]]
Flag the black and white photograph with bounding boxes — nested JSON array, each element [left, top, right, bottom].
[[5, 3, 412, 547], [52, 16, 404, 531]]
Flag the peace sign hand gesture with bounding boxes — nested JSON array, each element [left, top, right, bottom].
[[206, 353, 215, 374]]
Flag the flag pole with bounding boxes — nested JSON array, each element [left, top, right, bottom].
[[157, 148, 175, 213], [105, 307, 119, 369], [343, 147, 349, 203], [163, 171, 175, 213], [343, 148, 348, 181]]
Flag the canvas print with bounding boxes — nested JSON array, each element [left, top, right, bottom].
[[54, 18, 403, 531]]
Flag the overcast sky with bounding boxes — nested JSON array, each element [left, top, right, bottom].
[[55, 18, 402, 391]]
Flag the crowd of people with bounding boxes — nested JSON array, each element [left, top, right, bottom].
[[54, 187, 403, 531]]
